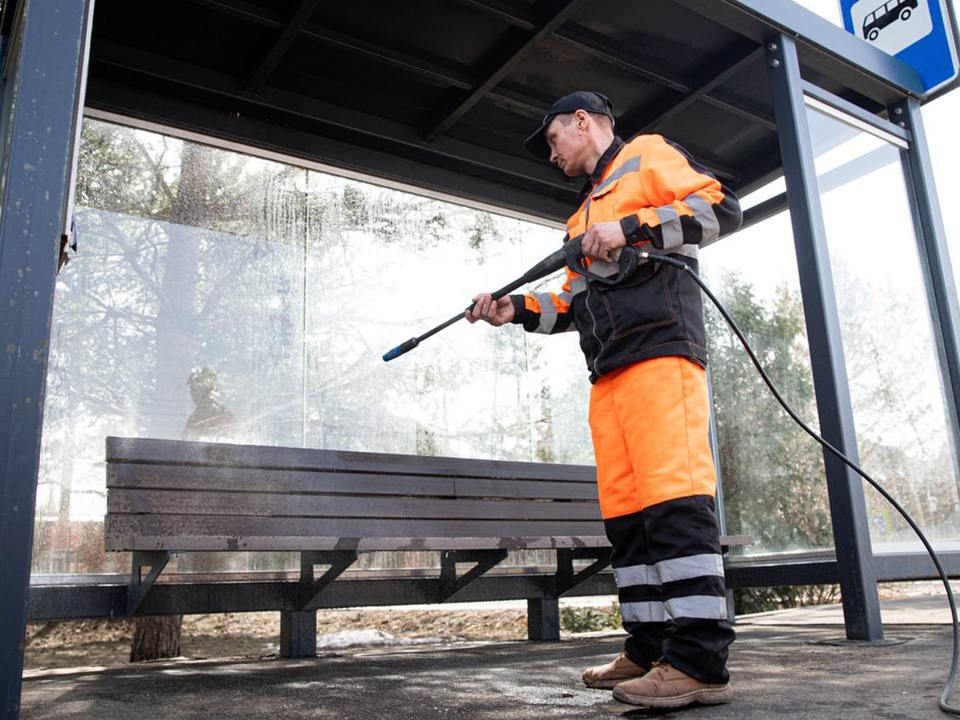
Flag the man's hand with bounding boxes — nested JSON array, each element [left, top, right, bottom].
[[466, 294, 515, 326], [582, 221, 626, 262]]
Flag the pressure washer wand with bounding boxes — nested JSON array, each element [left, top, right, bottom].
[[382, 246, 567, 362]]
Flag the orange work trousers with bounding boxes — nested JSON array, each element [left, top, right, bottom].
[[589, 355, 717, 520], [588, 355, 733, 683]]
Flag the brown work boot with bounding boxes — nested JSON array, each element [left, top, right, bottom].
[[582, 651, 648, 689], [612, 661, 732, 708]]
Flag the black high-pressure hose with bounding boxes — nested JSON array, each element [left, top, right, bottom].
[[382, 243, 960, 714], [641, 251, 960, 717]]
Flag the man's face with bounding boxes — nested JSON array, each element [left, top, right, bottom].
[[545, 113, 588, 176]]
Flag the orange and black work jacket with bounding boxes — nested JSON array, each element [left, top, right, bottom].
[[509, 135, 742, 382]]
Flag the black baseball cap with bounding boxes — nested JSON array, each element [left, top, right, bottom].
[[524, 90, 615, 160]]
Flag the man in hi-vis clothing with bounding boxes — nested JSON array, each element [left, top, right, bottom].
[[467, 91, 741, 709]]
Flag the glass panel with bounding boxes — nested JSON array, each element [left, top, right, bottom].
[[701, 200, 831, 557], [34, 118, 595, 578], [806, 103, 960, 552], [299, 171, 592, 461]]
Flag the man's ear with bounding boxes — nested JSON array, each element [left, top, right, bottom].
[[575, 109, 588, 131]]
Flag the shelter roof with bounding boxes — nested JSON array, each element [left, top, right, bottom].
[[3, 0, 933, 221]]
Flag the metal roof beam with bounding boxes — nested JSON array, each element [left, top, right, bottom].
[[296, 24, 552, 114], [453, 0, 538, 32], [185, 0, 550, 116], [92, 40, 576, 195], [422, 0, 589, 142], [454, 0, 775, 129], [673, 0, 924, 99], [187, 0, 283, 28], [557, 27, 774, 128], [623, 41, 768, 134], [246, 0, 323, 92], [85, 87, 574, 223], [554, 24, 690, 92]]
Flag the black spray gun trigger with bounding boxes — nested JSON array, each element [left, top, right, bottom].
[[563, 233, 641, 286]]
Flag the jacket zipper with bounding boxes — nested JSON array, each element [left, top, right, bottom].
[[583, 191, 605, 378], [585, 283, 603, 377]]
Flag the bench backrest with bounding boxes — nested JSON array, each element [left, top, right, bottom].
[[105, 436, 607, 552]]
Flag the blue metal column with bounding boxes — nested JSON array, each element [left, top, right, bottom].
[[765, 34, 883, 640], [892, 98, 960, 479], [0, 1, 94, 717]]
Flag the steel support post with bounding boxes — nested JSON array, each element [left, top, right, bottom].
[[765, 34, 883, 640], [279, 610, 317, 658], [892, 97, 960, 485], [0, 1, 94, 717], [527, 596, 560, 641]]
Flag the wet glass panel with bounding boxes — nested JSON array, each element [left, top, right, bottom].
[[701, 194, 830, 557], [33, 119, 595, 578], [807, 104, 960, 553]]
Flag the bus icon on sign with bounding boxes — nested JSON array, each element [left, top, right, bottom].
[[863, 0, 920, 40]]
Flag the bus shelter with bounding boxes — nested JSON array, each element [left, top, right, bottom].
[[2, 0, 960, 717]]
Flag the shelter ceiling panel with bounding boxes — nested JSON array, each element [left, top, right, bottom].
[[307, 0, 521, 70], [570, 0, 744, 79], [707, 57, 775, 123], [273, 40, 451, 128], [499, 34, 668, 106], [648, 99, 777, 176], [92, 0, 272, 79], [235, 0, 293, 15]]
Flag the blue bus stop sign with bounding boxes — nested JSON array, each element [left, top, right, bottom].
[[839, 0, 960, 94]]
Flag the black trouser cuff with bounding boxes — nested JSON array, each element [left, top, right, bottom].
[[661, 651, 730, 685]]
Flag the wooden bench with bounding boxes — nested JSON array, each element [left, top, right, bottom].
[[105, 436, 750, 657]]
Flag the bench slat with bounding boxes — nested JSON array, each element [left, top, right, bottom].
[[107, 488, 601, 521], [103, 532, 748, 553], [106, 437, 597, 483], [104, 534, 612, 552], [108, 464, 599, 500], [106, 514, 607, 545]]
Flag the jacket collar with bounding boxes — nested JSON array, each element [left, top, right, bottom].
[[579, 135, 625, 199]]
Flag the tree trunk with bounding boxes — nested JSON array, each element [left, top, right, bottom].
[[130, 143, 212, 661], [130, 615, 183, 662]]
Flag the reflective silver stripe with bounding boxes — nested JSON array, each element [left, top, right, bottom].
[[581, 156, 642, 218], [621, 601, 668, 623], [569, 276, 587, 296], [656, 205, 683, 249], [665, 595, 728, 620], [592, 156, 640, 197], [656, 553, 724, 583], [683, 193, 720, 244], [613, 564, 658, 588], [534, 292, 558, 334]]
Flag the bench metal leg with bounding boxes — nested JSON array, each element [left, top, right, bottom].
[[128, 551, 171, 615], [527, 596, 560, 641], [438, 549, 508, 602], [280, 610, 316, 658]]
